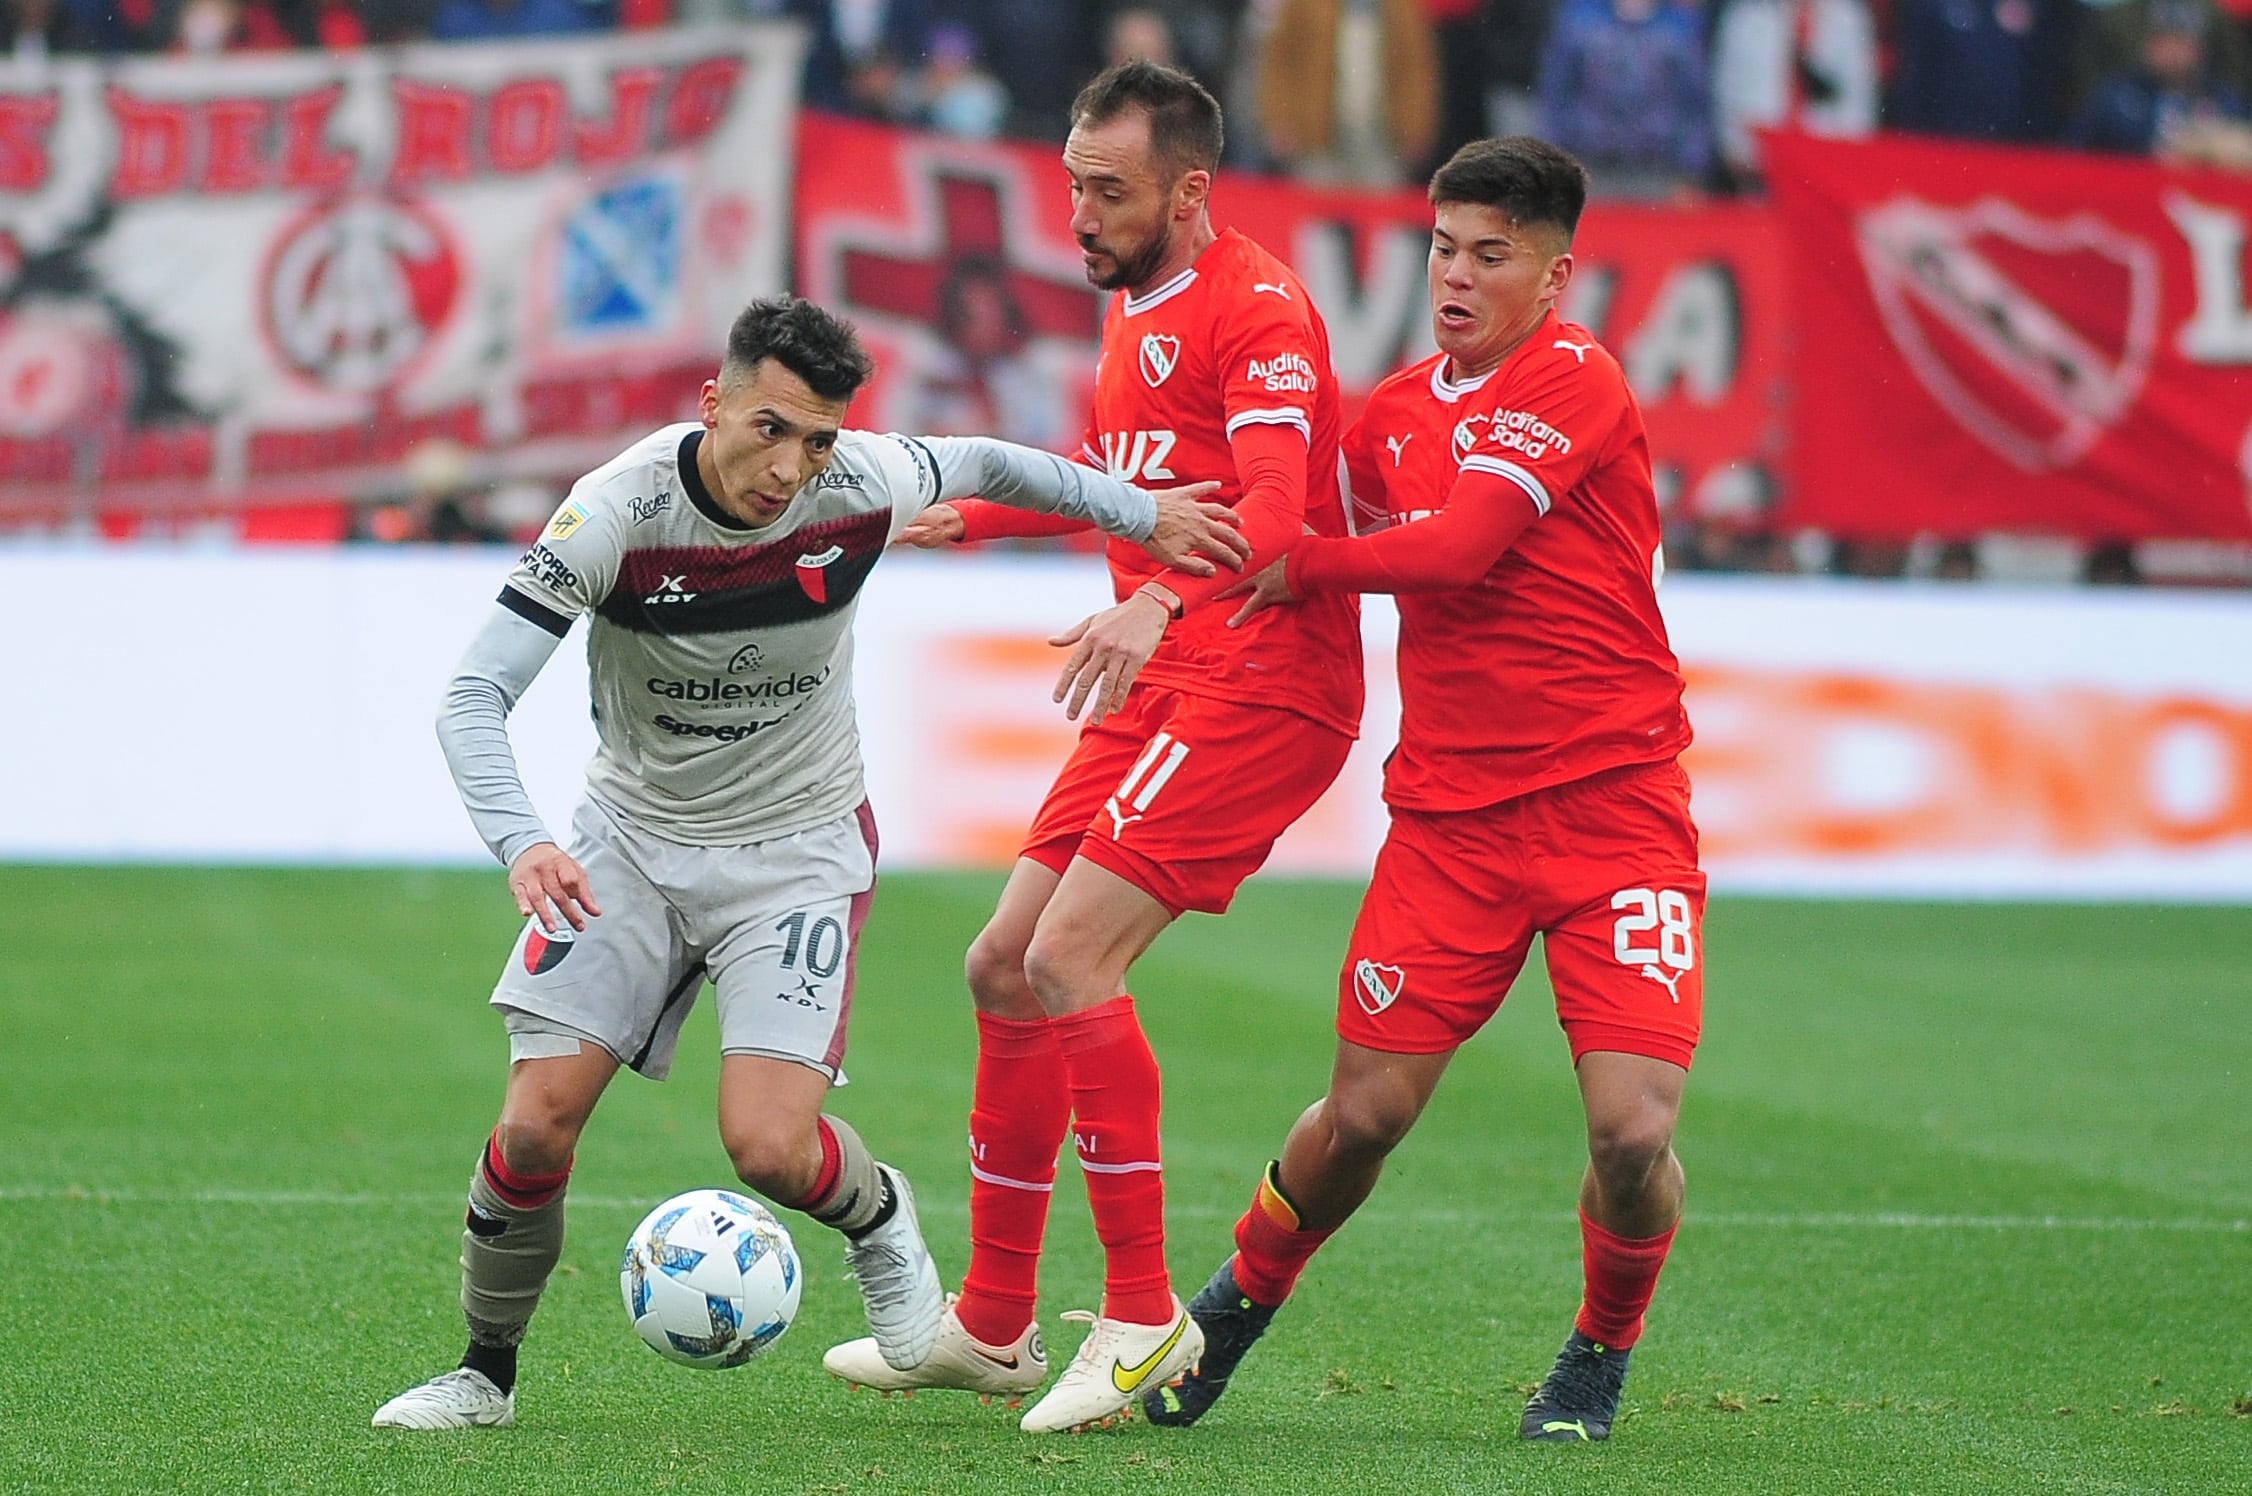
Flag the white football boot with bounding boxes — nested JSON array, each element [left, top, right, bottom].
[[844, 1165, 946, 1369], [824, 1296, 1048, 1404], [371, 1368, 516, 1429], [1019, 1299, 1203, 1434]]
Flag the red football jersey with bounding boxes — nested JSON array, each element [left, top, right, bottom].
[[1081, 228, 1362, 737], [1343, 311, 1690, 810]]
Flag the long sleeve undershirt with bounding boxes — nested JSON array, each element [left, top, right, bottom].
[[1286, 468, 1540, 596]]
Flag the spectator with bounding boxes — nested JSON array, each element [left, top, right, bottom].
[[791, 0, 934, 118], [4, 0, 159, 52], [2067, 0, 2252, 162], [897, 255, 1073, 451], [1889, 0, 2075, 141], [905, 19, 1011, 136], [1483, 0, 1558, 135], [1710, 0, 1878, 188], [1106, 3, 1178, 64], [963, 0, 1097, 138], [428, 0, 610, 38], [1538, 0, 1712, 197], [1259, 0, 1441, 184], [1421, 0, 1499, 172]]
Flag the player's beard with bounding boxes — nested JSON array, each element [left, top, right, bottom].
[[1085, 221, 1173, 293]]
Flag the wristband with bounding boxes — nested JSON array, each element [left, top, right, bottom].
[[1135, 581, 1183, 619]]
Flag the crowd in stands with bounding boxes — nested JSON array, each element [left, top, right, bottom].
[[4, 0, 2244, 583], [6, 0, 2246, 185]]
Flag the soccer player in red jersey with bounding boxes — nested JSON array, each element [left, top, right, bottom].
[[1143, 136, 1703, 1444], [821, 61, 1363, 1434]]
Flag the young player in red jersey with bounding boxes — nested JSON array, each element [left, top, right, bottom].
[[1143, 136, 1703, 1444], [820, 62, 1364, 1434]]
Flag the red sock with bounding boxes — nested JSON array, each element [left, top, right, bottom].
[[1229, 1162, 1337, 1306], [1574, 1210, 1677, 1349], [956, 1012, 1071, 1346], [1051, 996, 1173, 1326], [776, 1117, 845, 1214], [481, 1130, 570, 1209]]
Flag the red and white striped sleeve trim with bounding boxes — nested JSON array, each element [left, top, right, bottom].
[[1224, 406, 1311, 442], [1460, 454, 1551, 516]]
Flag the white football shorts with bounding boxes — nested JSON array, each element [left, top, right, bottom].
[[489, 796, 878, 1082]]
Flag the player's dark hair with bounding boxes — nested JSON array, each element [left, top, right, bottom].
[[1428, 137, 1589, 245], [1070, 59, 1224, 179], [721, 296, 875, 402]]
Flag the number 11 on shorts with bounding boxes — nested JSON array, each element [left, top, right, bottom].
[[1104, 731, 1190, 838]]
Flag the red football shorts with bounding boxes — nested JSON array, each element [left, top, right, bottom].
[[1337, 758, 1705, 1069], [1020, 683, 1353, 916]]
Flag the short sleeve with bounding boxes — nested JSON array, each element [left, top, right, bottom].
[[500, 490, 625, 632], [1465, 343, 1632, 518], [1340, 408, 1389, 535], [1214, 276, 1322, 446]]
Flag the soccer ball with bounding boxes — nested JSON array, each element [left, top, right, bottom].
[[620, 1188, 802, 1369]]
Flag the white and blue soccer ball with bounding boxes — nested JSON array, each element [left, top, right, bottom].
[[620, 1188, 802, 1369]]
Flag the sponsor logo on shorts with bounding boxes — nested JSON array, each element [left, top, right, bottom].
[[773, 975, 828, 1012], [1640, 964, 1685, 1003], [523, 920, 575, 975], [1353, 958, 1404, 1016]]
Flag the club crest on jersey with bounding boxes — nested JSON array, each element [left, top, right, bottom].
[[1452, 413, 1492, 457], [523, 920, 575, 975], [1139, 333, 1181, 388], [795, 544, 845, 604], [1353, 959, 1404, 1016]]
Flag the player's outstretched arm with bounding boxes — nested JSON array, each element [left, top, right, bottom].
[[915, 435, 1248, 576], [437, 605, 598, 929]]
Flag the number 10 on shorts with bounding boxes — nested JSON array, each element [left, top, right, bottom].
[[1611, 888, 1694, 975]]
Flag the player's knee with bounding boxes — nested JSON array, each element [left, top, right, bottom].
[[965, 927, 1040, 1016], [1021, 928, 1105, 1013], [493, 1113, 579, 1177], [722, 1124, 813, 1200], [1324, 1084, 1420, 1162], [1586, 1111, 1676, 1186]]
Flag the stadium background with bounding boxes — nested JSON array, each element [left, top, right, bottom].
[[2, 14, 2248, 1494]]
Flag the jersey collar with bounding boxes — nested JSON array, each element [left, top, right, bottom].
[[1428, 359, 1496, 403], [678, 428, 754, 532], [1122, 263, 1198, 316]]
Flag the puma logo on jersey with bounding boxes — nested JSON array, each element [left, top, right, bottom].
[[1251, 281, 1291, 299], [1140, 333, 1181, 387], [1553, 339, 1594, 364], [1639, 964, 1685, 1003], [1385, 434, 1413, 466], [645, 574, 697, 604]]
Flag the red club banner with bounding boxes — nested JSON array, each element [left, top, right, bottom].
[[794, 114, 1786, 517], [1767, 133, 2252, 542]]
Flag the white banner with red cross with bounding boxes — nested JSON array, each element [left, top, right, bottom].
[[0, 25, 803, 518]]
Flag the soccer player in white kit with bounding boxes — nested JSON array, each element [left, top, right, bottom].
[[372, 297, 1248, 1430]]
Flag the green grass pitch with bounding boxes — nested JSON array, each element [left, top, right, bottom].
[[1, 867, 2247, 1494]]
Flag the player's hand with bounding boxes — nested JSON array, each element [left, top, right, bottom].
[[1051, 591, 1171, 724], [1141, 481, 1245, 577], [509, 842, 601, 932], [895, 503, 965, 548], [1221, 557, 1297, 627]]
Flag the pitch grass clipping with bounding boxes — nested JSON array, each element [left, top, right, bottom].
[[0, 868, 2246, 1494]]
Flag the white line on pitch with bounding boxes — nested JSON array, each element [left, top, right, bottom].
[[0, 1186, 2244, 1234]]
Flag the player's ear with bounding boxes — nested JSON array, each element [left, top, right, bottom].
[[1174, 168, 1210, 221], [1544, 251, 1575, 305], [699, 378, 722, 429]]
